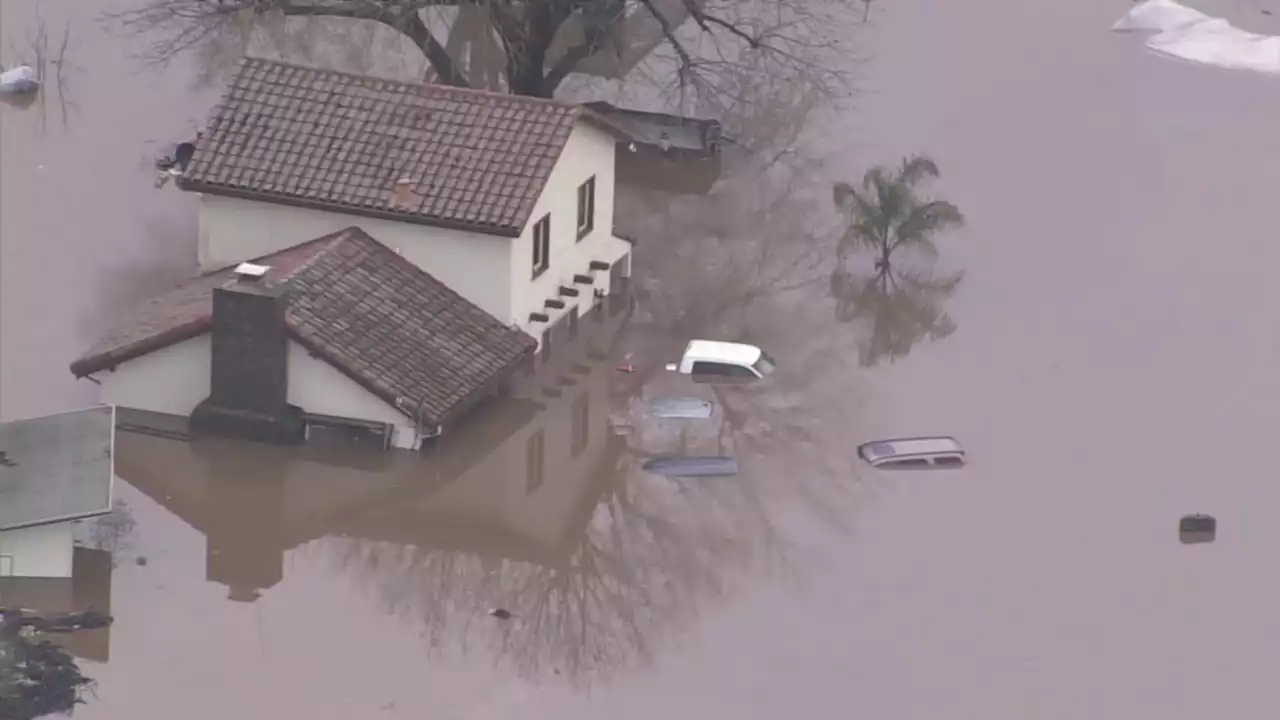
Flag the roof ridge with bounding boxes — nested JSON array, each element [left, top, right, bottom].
[[237, 55, 581, 112]]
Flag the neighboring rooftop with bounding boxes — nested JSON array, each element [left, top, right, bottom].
[[70, 228, 537, 426], [178, 57, 625, 237], [583, 101, 725, 155], [0, 406, 116, 532]]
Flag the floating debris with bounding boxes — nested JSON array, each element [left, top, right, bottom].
[[488, 608, 512, 620], [1179, 513, 1216, 544]]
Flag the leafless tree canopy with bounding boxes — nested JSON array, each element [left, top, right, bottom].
[[106, 0, 851, 99]]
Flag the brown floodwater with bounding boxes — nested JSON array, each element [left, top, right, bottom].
[[5, 0, 1280, 716]]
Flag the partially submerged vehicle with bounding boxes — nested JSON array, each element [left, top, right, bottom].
[[1179, 513, 1216, 544], [664, 340, 777, 383], [642, 456, 739, 478], [857, 437, 966, 470], [648, 397, 715, 419]]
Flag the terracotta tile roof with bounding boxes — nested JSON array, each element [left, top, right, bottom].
[[71, 228, 537, 427], [178, 57, 623, 236]]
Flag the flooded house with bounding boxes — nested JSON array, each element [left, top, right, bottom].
[[0, 407, 115, 579], [69, 57, 638, 450]]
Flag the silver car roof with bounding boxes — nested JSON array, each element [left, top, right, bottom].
[[860, 436, 964, 460]]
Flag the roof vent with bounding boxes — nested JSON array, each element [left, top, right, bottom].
[[234, 262, 270, 281]]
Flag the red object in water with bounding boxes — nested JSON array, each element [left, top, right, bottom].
[[615, 363, 635, 373]]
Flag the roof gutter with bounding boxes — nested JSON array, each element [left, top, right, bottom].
[[175, 180, 524, 239]]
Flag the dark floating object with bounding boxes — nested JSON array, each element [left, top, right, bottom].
[[488, 608, 512, 620], [0, 449, 16, 467], [1179, 513, 1216, 544]]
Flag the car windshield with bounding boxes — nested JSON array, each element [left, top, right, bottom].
[[752, 351, 778, 376], [864, 442, 897, 460]]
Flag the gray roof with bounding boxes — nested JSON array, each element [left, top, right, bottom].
[[0, 406, 116, 532]]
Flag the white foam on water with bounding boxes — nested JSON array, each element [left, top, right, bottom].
[[1113, 0, 1280, 74]]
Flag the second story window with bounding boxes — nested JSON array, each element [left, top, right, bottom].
[[532, 214, 551, 278], [576, 176, 595, 240]]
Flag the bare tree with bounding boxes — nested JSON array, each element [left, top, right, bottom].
[[105, 0, 851, 99]]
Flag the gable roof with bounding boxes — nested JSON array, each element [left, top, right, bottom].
[[70, 228, 537, 427], [0, 406, 116, 532], [178, 57, 626, 237]]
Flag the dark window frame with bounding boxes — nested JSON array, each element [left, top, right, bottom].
[[576, 176, 596, 241], [691, 361, 756, 377], [541, 328, 552, 363], [532, 214, 551, 278], [526, 431, 546, 493]]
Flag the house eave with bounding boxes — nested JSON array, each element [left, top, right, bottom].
[[70, 318, 213, 378], [176, 179, 525, 239], [0, 508, 113, 534]]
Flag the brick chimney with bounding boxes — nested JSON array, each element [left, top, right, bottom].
[[391, 176, 417, 209], [189, 265, 305, 445]]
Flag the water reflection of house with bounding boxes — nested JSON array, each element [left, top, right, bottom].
[[0, 547, 115, 663], [113, 309, 627, 602]]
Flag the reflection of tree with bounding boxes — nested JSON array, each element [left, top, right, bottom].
[[326, 429, 811, 688], [1, 12, 79, 133], [830, 264, 962, 367], [87, 499, 140, 567]]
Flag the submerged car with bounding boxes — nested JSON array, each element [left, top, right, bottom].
[[648, 397, 715, 419], [642, 456, 740, 478], [664, 340, 777, 383], [857, 437, 966, 470]]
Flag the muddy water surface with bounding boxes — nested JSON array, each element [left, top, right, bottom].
[[4, 0, 1280, 717]]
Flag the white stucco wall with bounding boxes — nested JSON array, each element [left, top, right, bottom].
[[197, 195, 513, 322], [512, 123, 632, 340], [286, 342, 416, 449], [97, 334, 212, 417], [92, 335, 416, 449], [0, 524, 75, 578]]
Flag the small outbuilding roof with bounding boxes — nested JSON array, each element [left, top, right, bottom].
[[0, 405, 116, 532]]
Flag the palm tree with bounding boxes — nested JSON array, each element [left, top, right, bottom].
[[831, 154, 965, 272]]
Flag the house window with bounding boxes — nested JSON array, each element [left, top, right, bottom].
[[570, 393, 589, 456], [532, 214, 551, 278], [541, 329, 552, 362], [526, 431, 546, 494], [576, 176, 596, 240], [567, 306, 579, 340]]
